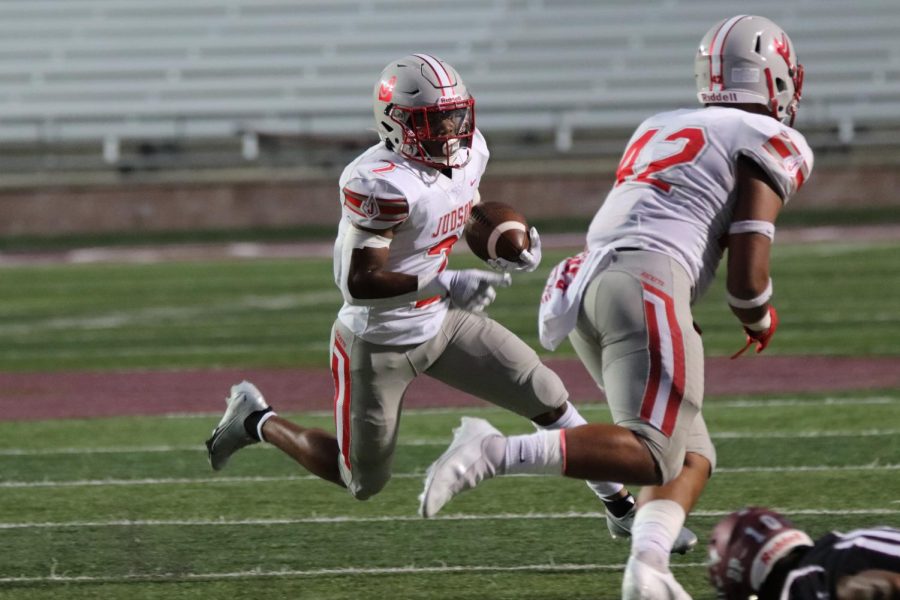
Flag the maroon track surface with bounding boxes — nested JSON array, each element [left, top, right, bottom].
[[1, 356, 898, 421]]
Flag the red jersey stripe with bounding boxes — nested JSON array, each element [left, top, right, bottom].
[[414, 294, 443, 309]]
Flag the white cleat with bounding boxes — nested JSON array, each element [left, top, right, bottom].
[[622, 556, 693, 600], [418, 417, 504, 518], [205, 381, 269, 471], [607, 506, 699, 555]]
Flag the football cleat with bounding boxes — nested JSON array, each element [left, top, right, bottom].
[[622, 556, 693, 600], [418, 417, 504, 518], [607, 506, 699, 555], [205, 381, 269, 471]]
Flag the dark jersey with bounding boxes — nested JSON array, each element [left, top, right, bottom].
[[781, 527, 900, 599]]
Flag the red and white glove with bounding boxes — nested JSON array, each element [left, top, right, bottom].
[[731, 305, 779, 359], [487, 227, 542, 273], [437, 269, 512, 312]]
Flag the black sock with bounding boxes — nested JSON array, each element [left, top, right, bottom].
[[603, 493, 636, 518], [244, 407, 274, 441]]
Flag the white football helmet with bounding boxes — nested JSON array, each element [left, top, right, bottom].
[[695, 15, 804, 125], [373, 54, 475, 169]]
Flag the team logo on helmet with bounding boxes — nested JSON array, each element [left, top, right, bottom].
[[377, 76, 397, 102]]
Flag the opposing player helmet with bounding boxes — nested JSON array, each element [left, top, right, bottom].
[[707, 507, 814, 599], [373, 54, 475, 169], [695, 15, 804, 126]]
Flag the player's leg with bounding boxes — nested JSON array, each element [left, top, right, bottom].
[[321, 321, 415, 500], [422, 308, 635, 511], [259, 418, 343, 486], [566, 257, 700, 555], [637, 417, 716, 520], [208, 321, 413, 500], [589, 253, 705, 598]]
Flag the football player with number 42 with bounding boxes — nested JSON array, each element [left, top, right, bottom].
[[419, 15, 813, 600], [207, 53, 695, 550]]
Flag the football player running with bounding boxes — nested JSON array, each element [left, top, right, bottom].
[[708, 507, 900, 599], [419, 16, 813, 600], [206, 54, 693, 549]]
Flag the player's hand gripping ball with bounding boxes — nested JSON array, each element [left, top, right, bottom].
[[464, 201, 539, 271]]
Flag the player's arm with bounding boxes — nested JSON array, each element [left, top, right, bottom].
[[344, 223, 509, 311], [345, 224, 417, 299], [837, 570, 900, 600], [726, 156, 783, 357]]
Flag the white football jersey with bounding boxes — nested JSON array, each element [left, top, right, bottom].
[[334, 130, 489, 345], [586, 106, 813, 300]]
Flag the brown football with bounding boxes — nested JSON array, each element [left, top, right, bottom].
[[464, 201, 530, 263]]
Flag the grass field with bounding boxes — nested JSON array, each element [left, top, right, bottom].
[[0, 238, 898, 599], [1, 240, 898, 372], [0, 394, 898, 599]]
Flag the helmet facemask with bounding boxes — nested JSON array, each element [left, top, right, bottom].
[[373, 54, 476, 170], [387, 97, 475, 169]]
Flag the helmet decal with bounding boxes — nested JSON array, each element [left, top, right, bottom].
[[377, 76, 397, 103], [773, 34, 792, 69]]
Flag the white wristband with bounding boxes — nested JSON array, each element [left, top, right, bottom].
[[729, 220, 775, 241], [743, 311, 772, 331], [727, 278, 773, 309]]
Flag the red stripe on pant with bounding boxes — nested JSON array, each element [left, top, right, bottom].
[[660, 288, 685, 435], [639, 283, 686, 437], [640, 298, 663, 424], [331, 338, 352, 471]]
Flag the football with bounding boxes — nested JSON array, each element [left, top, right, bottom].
[[464, 201, 530, 263]]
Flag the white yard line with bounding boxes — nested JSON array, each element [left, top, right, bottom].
[[1, 509, 898, 531], [0, 561, 710, 584], [1, 464, 898, 489], [2, 427, 898, 456]]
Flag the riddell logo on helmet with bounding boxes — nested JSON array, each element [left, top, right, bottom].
[[699, 91, 739, 102], [437, 95, 464, 105]]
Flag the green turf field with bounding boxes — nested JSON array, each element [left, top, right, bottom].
[[1, 240, 898, 372], [0, 238, 898, 599], [0, 394, 898, 599]]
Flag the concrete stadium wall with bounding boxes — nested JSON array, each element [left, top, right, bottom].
[[1, 166, 898, 237]]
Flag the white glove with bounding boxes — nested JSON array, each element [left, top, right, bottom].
[[437, 269, 512, 312], [487, 227, 542, 273]]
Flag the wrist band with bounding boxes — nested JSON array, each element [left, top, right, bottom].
[[729, 220, 775, 241], [743, 310, 772, 331], [727, 278, 772, 309]]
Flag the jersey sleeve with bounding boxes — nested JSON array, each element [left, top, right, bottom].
[[465, 128, 489, 163], [735, 119, 814, 203], [341, 176, 410, 230]]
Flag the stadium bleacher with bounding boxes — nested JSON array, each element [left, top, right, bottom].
[[1, 0, 899, 172]]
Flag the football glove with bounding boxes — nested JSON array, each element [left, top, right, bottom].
[[487, 227, 542, 273], [731, 305, 779, 359], [437, 269, 512, 312]]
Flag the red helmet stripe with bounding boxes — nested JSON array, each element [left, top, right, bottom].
[[709, 15, 748, 91], [414, 53, 455, 97]]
